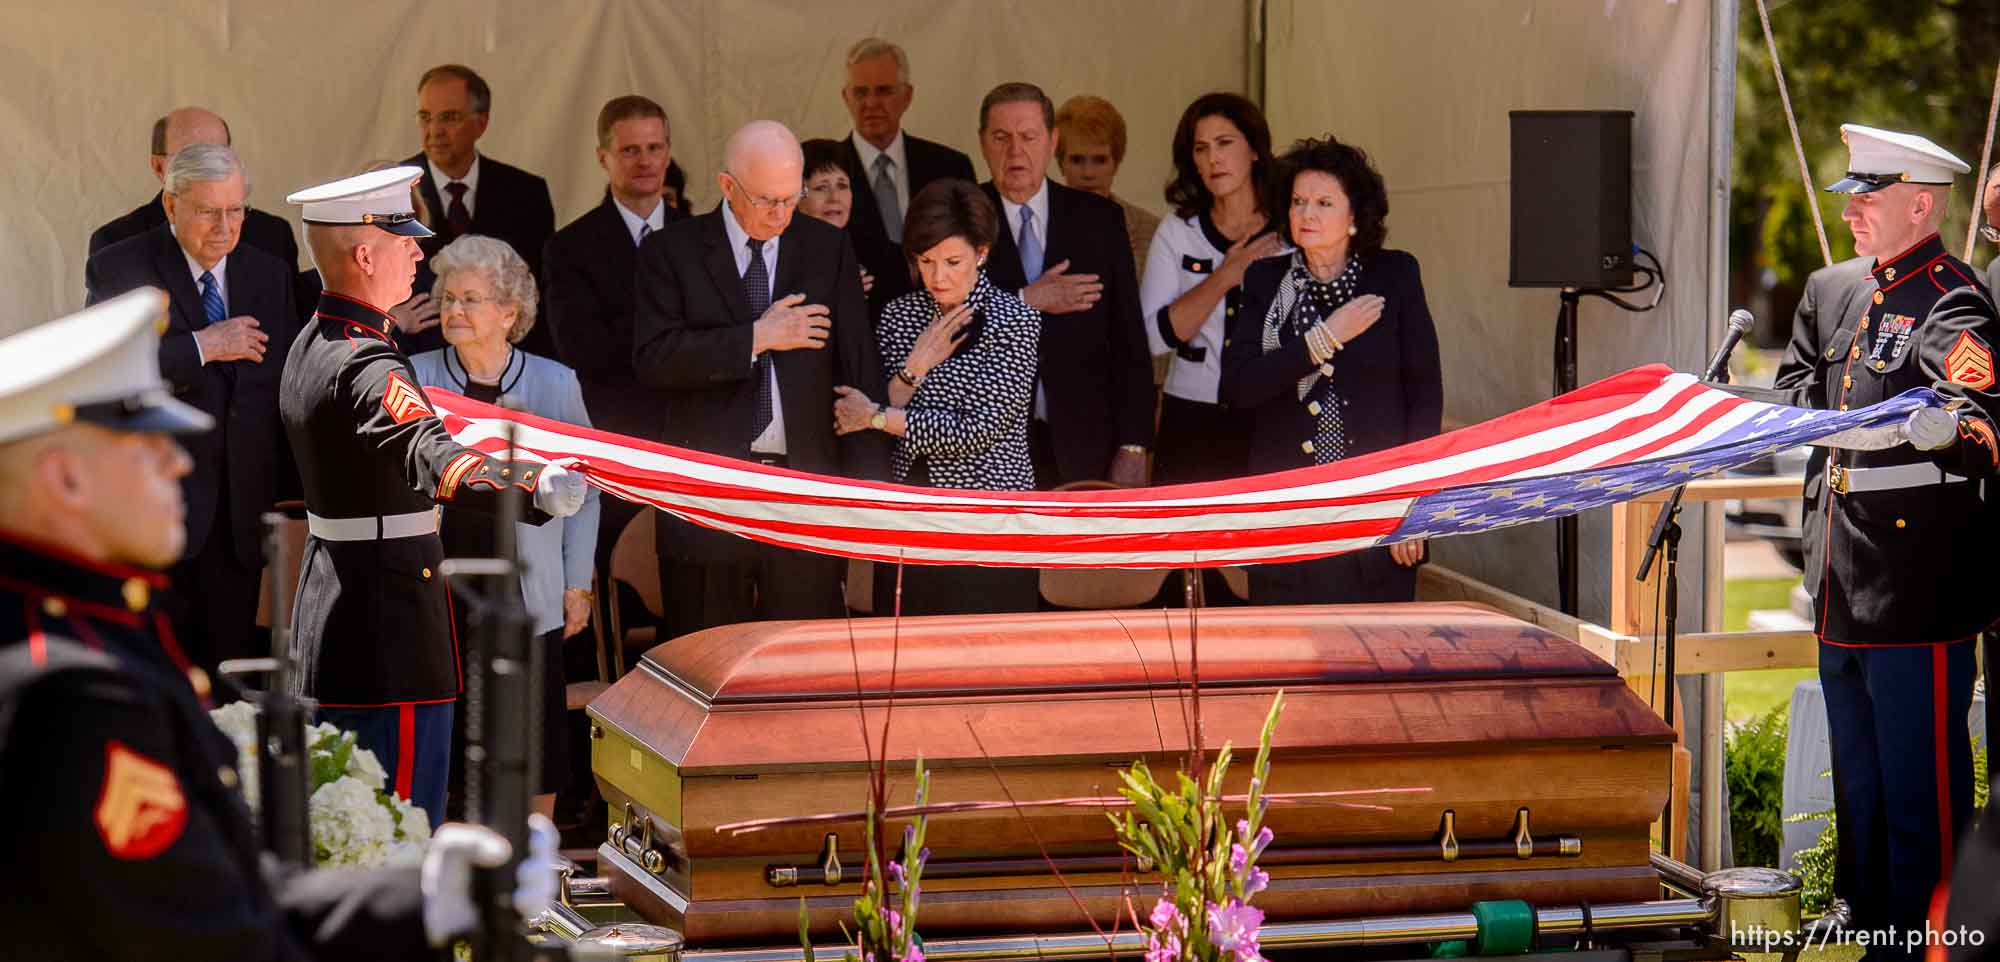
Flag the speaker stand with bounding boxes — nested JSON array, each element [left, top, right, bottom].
[[1555, 289, 1581, 617]]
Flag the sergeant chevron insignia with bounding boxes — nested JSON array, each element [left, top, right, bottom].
[[382, 371, 435, 424], [1945, 331, 1994, 390], [94, 741, 186, 860]]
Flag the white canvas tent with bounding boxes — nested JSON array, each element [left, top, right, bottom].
[[0, 0, 1738, 853]]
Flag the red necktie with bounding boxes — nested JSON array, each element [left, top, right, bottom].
[[444, 182, 472, 235]]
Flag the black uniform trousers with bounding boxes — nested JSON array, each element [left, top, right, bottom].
[[1821, 637, 1977, 960], [162, 490, 263, 676]]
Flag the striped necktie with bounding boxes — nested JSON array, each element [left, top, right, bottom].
[[199, 271, 225, 327]]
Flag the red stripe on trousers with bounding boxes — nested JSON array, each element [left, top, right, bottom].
[[1932, 643, 1954, 879], [396, 704, 416, 802]]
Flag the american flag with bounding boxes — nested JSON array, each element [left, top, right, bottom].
[[429, 365, 1938, 569]]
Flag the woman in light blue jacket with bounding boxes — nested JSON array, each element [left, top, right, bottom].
[[412, 234, 599, 820]]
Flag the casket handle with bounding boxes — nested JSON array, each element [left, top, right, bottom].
[[1513, 807, 1532, 859], [611, 801, 671, 877], [1437, 810, 1459, 862], [767, 833, 843, 887]]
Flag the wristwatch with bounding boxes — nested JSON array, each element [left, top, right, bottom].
[[870, 404, 888, 431]]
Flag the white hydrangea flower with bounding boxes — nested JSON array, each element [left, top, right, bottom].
[[310, 776, 397, 867], [393, 795, 433, 847], [347, 743, 388, 791], [208, 701, 262, 813]]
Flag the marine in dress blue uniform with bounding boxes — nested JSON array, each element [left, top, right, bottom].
[[0, 290, 446, 960], [279, 168, 585, 825], [1772, 124, 2000, 960]]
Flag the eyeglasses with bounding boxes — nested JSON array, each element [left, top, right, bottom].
[[189, 205, 247, 224], [438, 292, 498, 310], [416, 110, 475, 126], [723, 174, 804, 212]]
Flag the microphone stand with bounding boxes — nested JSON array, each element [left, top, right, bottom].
[[1636, 314, 1745, 863]]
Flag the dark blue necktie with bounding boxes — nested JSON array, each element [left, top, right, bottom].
[[745, 238, 774, 441], [199, 270, 224, 327]]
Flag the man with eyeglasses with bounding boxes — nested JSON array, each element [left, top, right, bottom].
[[87, 106, 299, 275], [82, 142, 300, 677], [401, 63, 555, 358], [633, 120, 888, 632], [829, 37, 977, 311]]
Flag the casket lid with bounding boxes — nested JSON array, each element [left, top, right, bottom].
[[645, 602, 1613, 706]]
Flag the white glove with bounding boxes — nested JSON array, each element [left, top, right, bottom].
[[533, 458, 587, 518], [1904, 406, 1958, 452], [419, 814, 562, 947], [514, 813, 561, 923], [421, 822, 512, 947]]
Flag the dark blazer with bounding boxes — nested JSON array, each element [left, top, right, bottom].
[[403, 152, 557, 357], [1985, 256, 1998, 299], [542, 195, 685, 441], [83, 225, 300, 567], [632, 205, 889, 558], [980, 180, 1155, 484], [1220, 249, 1443, 474], [836, 133, 978, 309]]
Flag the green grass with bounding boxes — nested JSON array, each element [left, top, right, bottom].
[[1723, 576, 1814, 725]]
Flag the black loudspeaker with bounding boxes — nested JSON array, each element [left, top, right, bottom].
[[1509, 110, 1634, 289]]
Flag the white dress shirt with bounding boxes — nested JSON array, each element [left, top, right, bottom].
[[996, 181, 1052, 419], [720, 201, 787, 455], [850, 130, 911, 215], [612, 196, 667, 247], [429, 153, 484, 219]]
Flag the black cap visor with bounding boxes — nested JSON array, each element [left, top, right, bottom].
[[1825, 171, 1902, 194], [304, 211, 435, 238], [74, 392, 214, 435]]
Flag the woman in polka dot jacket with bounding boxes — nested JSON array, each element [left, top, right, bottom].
[[834, 179, 1041, 614]]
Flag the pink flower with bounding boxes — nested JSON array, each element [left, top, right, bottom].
[[1144, 928, 1183, 962], [1149, 896, 1183, 932], [889, 860, 906, 886], [1208, 899, 1265, 962], [901, 944, 925, 962]]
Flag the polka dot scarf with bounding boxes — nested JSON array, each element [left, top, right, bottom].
[[1259, 251, 1364, 464]]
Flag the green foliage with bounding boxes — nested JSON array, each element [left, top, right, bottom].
[[309, 729, 356, 792], [1726, 703, 1790, 868], [800, 759, 930, 962], [1108, 693, 1283, 962], [1731, 1, 2000, 301]]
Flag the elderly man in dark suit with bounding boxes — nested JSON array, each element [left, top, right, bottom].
[[975, 82, 1154, 489], [88, 107, 299, 276], [83, 143, 299, 675], [831, 37, 977, 310], [403, 63, 556, 358], [633, 120, 887, 631], [543, 94, 688, 633]]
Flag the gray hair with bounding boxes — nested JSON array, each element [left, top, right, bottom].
[[845, 37, 910, 85], [430, 235, 539, 344], [164, 143, 249, 197]]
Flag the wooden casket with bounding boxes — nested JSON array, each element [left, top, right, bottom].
[[586, 602, 1675, 945]]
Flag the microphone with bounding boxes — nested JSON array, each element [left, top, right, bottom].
[[1703, 309, 1755, 383]]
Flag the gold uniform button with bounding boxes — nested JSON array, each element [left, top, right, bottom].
[[1935, 265, 1946, 273], [1224, 338, 1232, 347], [1839, 403, 1849, 411], [1860, 318, 1870, 329], [1884, 267, 1897, 282], [1307, 401, 1322, 416], [1226, 307, 1236, 316], [1301, 440, 1316, 454], [1873, 292, 1885, 305], [421, 567, 433, 580], [1843, 375, 1853, 389], [218, 766, 239, 789], [500, 468, 511, 478], [1874, 360, 1886, 371], [122, 578, 149, 612], [1895, 518, 1907, 529], [1851, 346, 1862, 360], [41, 597, 66, 618]]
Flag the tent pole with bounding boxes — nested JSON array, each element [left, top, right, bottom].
[[1699, 0, 1740, 873]]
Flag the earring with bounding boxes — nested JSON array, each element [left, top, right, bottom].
[[1347, 224, 1358, 237]]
